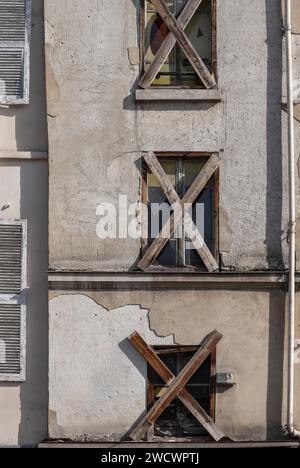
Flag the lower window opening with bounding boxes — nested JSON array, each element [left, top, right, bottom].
[[147, 346, 216, 440]]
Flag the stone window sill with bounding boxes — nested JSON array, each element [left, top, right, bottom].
[[135, 88, 222, 102]]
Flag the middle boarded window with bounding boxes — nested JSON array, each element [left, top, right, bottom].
[[142, 153, 218, 270]]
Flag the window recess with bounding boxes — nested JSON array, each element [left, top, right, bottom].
[[140, 0, 217, 89], [140, 152, 219, 272], [0, 220, 27, 381], [0, 0, 31, 104]]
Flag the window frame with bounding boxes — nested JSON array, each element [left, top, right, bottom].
[[0, 0, 32, 105], [139, 0, 217, 89], [0, 219, 27, 382], [141, 152, 219, 272], [147, 345, 217, 440]]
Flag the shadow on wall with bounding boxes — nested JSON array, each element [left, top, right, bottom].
[[266, 290, 285, 439], [265, 0, 284, 269], [0, 0, 48, 151], [18, 160, 48, 446], [18, 0, 49, 446], [118, 338, 148, 440]]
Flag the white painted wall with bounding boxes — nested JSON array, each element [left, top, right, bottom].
[[0, 0, 48, 446]]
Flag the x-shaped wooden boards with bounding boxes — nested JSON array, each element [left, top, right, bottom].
[[138, 152, 219, 272], [139, 0, 216, 89], [128, 330, 225, 441]]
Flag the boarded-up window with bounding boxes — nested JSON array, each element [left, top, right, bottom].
[[0, 220, 27, 381], [0, 0, 31, 104], [141, 0, 216, 88], [142, 153, 219, 270], [147, 346, 216, 439]]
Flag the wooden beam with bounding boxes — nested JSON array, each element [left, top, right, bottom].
[[139, 0, 205, 89], [154, 346, 200, 355], [143, 152, 218, 272], [129, 332, 225, 441], [138, 153, 219, 271], [128, 331, 223, 441], [147, 0, 216, 89], [0, 151, 48, 160]]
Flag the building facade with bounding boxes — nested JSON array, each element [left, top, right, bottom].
[[0, 0, 300, 446]]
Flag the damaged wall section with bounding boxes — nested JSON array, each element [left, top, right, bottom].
[[48, 289, 299, 442]]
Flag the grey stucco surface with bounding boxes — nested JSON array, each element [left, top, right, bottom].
[[45, 0, 296, 272]]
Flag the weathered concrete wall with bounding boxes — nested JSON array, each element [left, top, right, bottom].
[[0, 0, 48, 446], [45, 0, 140, 271], [48, 290, 300, 441], [45, 0, 300, 444], [45, 0, 292, 272]]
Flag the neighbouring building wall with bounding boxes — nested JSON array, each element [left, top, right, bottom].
[[45, 0, 300, 442], [0, 0, 48, 446]]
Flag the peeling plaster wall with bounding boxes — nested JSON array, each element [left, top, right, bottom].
[[49, 295, 175, 441], [45, 0, 292, 272], [49, 290, 300, 441]]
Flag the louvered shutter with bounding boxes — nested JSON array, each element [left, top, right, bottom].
[[0, 0, 31, 104], [0, 220, 27, 381]]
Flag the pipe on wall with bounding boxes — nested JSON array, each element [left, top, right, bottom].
[[285, 0, 300, 439]]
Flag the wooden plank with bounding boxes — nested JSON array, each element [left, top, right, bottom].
[[147, 0, 216, 89], [213, 167, 219, 262], [0, 151, 48, 160], [138, 154, 219, 271], [143, 152, 218, 272], [154, 346, 200, 355], [128, 331, 223, 441], [139, 0, 205, 89], [177, 158, 185, 267], [141, 160, 149, 253], [211, 0, 217, 80], [210, 348, 217, 421]]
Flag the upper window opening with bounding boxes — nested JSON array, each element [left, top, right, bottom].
[[141, 0, 216, 89]]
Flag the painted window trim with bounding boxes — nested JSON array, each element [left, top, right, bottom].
[[0, 219, 27, 382], [139, 0, 217, 90], [0, 0, 32, 105]]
